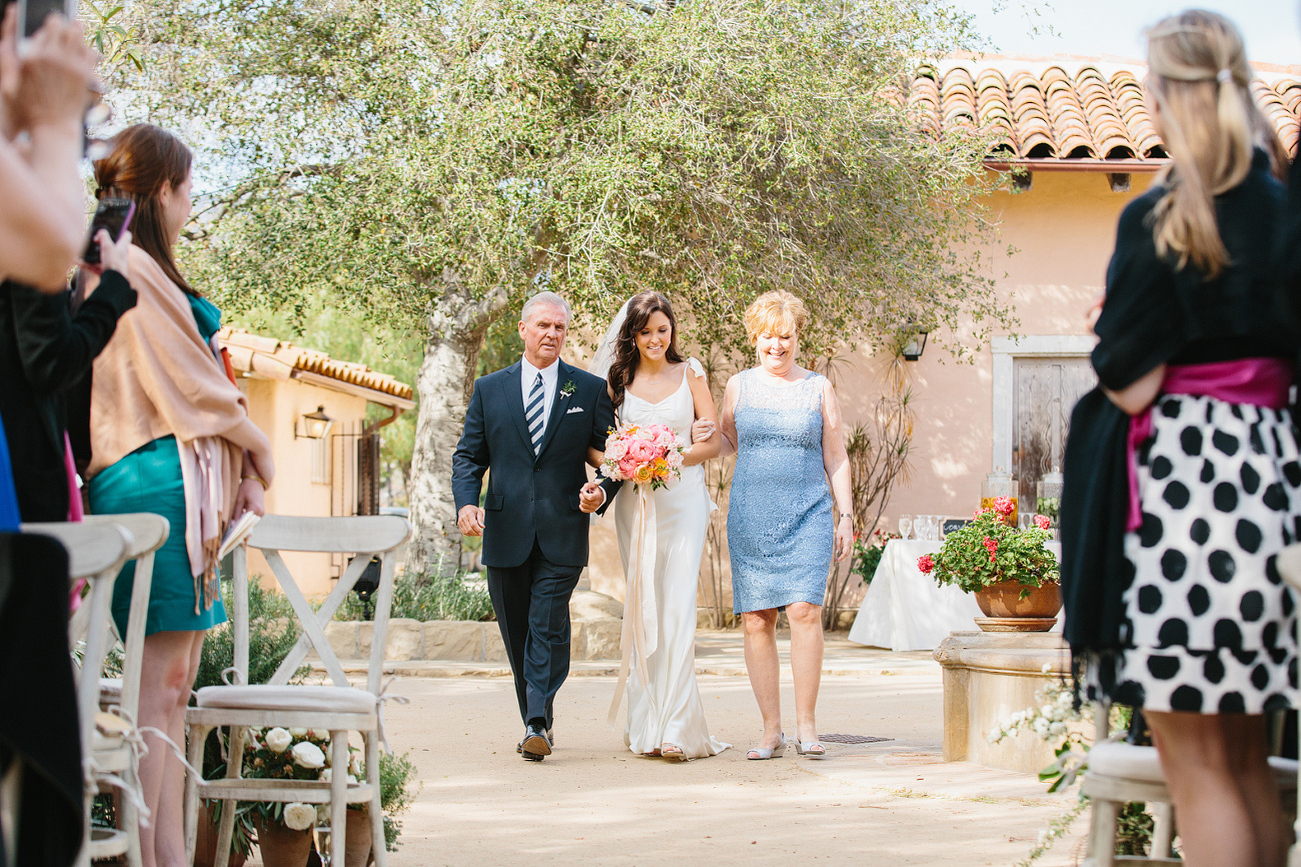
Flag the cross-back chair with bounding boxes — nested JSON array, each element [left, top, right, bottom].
[[22, 520, 134, 867], [85, 513, 168, 867], [183, 514, 412, 867]]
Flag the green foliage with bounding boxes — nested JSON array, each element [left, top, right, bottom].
[[82, 0, 146, 72], [334, 572, 494, 623], [378, 751, 420, 851], [848, 532, 890, 589], [119, 0, 1011, 362], [927, 507, 1058, 594]]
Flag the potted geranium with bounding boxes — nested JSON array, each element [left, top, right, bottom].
[[918, 496, 1061, 630]]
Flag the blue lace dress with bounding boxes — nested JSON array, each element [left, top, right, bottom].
[[727, 369, 834, 613]]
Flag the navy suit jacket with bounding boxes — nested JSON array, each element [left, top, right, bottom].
[[452, 359, 618, 569]]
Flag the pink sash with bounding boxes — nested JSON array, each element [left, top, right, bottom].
[[1127, 358, 1293, 531]]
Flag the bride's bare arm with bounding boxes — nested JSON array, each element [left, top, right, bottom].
[[587, 447, 604, 469], [683, 363, 720, 466], [716, 375, 740, 459]]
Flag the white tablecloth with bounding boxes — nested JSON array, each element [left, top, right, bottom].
[[846, 539, 1063, 651]]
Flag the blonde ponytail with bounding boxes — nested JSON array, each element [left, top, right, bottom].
[[1144, 10, 1281, 278]]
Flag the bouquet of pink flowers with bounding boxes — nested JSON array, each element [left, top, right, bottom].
[[600, 422, 686, 490]]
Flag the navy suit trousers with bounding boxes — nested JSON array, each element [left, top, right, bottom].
[[486, 537, 582, 728]]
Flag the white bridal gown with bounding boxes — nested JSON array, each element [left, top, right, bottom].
[[614, 357, 729, 759]]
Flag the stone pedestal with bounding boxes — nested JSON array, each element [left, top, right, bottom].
[[933, 631, 1070, 774]]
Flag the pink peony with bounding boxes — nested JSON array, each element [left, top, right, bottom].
[[605, 438, 628, 461], [1033, 514, 1051, 530], [627, 439, 657, 462], [917, 554, 934, 574], [617, 457, 639, 479]]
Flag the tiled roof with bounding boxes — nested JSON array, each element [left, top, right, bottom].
[[912, 59, 1301, 164], [218, 327, 416, 408]]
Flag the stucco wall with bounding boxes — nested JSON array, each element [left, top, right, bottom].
[[581, 169, 1161, 608], [882, 170, 1157, 527], [241, 376, 370, 598]]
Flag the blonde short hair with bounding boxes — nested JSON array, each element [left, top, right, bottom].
[[743, 290, 808, 344]]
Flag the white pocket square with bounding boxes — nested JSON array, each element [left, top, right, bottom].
[[566, 406, 585, 414]]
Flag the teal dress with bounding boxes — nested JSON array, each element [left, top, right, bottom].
[[89, 294, 228, 638]]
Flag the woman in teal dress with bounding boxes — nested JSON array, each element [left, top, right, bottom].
[[719, 290, 853, 761], [86, 124, 275, 867]]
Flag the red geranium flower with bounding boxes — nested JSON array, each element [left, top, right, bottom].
[[982, 536, 998, 563], [917, 554, 934, 574], [1033, 514, 1051, 530]]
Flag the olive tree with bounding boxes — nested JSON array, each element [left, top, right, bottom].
[[117, 0, 1011, 572]]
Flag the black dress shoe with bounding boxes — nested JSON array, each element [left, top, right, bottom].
[[521, 723, 551, 760], [517, 727, 555, 753]]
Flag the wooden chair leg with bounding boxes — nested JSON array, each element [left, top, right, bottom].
[[1088, 798, 1120, 867], [184, 723, 212, 866], [1149, 802, 1174, 858], [121, 787, 142, 867], [367, 734, 385, 867], [330, 731, 348, 867], [215, 726, 248, 867]]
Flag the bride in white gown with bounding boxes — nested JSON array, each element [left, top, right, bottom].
[[589, 291, 730, 760]]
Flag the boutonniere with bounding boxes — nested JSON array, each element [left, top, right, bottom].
[[560, 379, 576, 399]]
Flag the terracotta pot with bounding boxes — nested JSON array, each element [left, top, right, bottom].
[[193, 803, 248, 867], [254, 815, 313, 867], [345, 808, 375, 867], [975, 580, 1062, 619]]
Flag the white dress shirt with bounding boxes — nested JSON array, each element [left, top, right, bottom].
[[520, 356, 560, 436]]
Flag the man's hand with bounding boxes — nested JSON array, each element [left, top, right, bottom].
[[690, 418, 715, 444], [579, 482, 606, 514], [458, 504, 485, 536]]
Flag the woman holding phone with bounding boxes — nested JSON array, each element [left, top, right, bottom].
[[86, 123, 274, 867]]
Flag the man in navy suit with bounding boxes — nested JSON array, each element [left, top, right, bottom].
[[452, 291, 618, 761]]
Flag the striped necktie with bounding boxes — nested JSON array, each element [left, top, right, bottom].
[[526, 372, 546, 455]]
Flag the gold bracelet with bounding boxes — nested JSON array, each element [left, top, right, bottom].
[[241, 474, 268, 490]]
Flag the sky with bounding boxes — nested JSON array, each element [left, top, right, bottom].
[[948, 0, 1301, 67]]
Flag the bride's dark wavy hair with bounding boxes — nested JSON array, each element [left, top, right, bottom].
[[607, 292, 684, 409]]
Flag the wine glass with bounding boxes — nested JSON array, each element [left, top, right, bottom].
[[897, 516, 912, 540], [924, 515, 938, 541]]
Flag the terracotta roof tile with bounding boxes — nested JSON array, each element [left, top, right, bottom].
[[217, 327, 415, 405], [917, 61, 1300, 164]]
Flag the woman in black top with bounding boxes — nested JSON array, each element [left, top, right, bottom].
[[1062, 11, 1297, 866], [0, 229, 137, 522]]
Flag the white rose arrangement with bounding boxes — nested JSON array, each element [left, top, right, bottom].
[[241, 727, 365, 832]]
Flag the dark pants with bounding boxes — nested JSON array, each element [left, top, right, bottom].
[[486, 539, 582, 729]]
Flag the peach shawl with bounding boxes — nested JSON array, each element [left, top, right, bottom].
[[88, 246, 271, 611]]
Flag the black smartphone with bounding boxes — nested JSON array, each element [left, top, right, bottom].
[[82, 197, 135, 265], [16, 0, 77, 38]]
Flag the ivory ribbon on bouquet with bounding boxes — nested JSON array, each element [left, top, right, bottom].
[[608, 485, 660, 727]]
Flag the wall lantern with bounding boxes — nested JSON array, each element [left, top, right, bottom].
[[296, 406, 334, 440], [901, 331, 929, 362]]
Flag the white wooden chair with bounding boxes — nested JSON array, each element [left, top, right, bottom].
[[21, 520, 134, 867], [85, 513, 169, 867], [183, 514, 412, 867]]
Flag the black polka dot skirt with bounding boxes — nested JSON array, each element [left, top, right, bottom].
[[1094, 394, 1301, 715]]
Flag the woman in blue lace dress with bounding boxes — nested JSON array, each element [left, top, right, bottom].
[[720, 290, 853, 760]]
